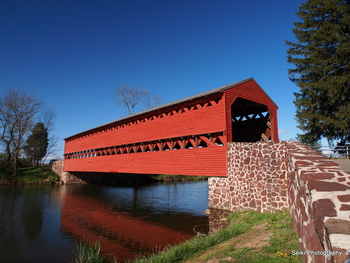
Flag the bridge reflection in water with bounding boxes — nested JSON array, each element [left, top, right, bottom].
[[59, 183, 210, 262]]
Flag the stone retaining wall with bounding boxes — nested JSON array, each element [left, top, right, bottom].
[[286, 141, 350, 263], [208, 141, 350, 263], [50, 160, 103, 184], [208, 142, 289, 213]]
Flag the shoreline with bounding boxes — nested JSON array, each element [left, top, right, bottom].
[[0, 167, 208, 186]]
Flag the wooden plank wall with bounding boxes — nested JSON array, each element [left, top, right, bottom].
[[64, 93, 227, 176], [65, 94, 225, 153], [64, 147, 227, 176]]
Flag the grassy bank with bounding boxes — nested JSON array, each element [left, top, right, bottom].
[[74, 210, 301, 263], [0, 166, 60, 184], [183, 210, 302, 263], [131, 210, 301, 263], [151, 174, 208, 181]]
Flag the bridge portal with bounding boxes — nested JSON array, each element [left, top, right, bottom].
[[63, 78, 278, 176]]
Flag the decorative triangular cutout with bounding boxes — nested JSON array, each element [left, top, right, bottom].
[[163, 142, 170, 151], [136, 145, 142, 153], [144, 145, 151, 152], [198, 139, 208, 148], [173, 141, 181, 150], [153, 144, 160, 151], [185, 140, 194, 149], [262, 111, 270, 117], [129, 146, 135, 154], [214, 137, 224, 146]]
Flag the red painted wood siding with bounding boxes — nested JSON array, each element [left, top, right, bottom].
[[64, 147, 227, 176], [223, 79, 279, 142], [65, 95, 225, 153]]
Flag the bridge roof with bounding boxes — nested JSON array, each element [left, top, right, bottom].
[[65, 77, 277, 140]]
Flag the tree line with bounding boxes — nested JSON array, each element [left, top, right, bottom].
[[0, 89, 57, 176]]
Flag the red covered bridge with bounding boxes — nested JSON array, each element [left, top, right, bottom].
[[64, 78, 279, 177]]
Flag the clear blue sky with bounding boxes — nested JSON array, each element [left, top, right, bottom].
[[0, 0, 305, 158]]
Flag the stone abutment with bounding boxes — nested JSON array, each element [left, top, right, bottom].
[[208, 141, 350, 263], [50, 160, 103, 184]]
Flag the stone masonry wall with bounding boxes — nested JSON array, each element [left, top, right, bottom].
[[208, 141, 350, 263], [286, 141, 350, 263], [208, 142, 289, 213], [50, 160, 103, 184]]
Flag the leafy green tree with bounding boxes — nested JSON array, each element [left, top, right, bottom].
[[286, 0, 350, 145], [24, 122, 48, 166]]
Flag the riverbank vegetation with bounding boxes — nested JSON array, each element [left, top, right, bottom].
[[74, 210, 301, 263], [151, 174, 208, 181], [0, 165, 60, 184], [74, 240, 111, 263], [0, 164, 206, 185]]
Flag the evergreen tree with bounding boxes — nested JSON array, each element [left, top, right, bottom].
[[286, 0, 350, 145], [24, 122, 48, 166]]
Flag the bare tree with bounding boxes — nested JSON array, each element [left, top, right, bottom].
[[114, 85, 164, 115], [114, 85, 149, 115], [39, 106, 59, 165], [142, 93, 163, 110], [0, 88, 43, 176]]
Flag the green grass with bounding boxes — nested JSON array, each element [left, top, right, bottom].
[[129, 210, 301, 263], [0, 166, 60, 184], [210, 210, 302, 263], [73, 239, 111, 263], [151, 174, 208, 181]]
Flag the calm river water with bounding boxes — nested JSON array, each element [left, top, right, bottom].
[[0, 180, 209, 263]]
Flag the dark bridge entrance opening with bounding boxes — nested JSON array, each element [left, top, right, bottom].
[[231, 97, 272, 142]]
